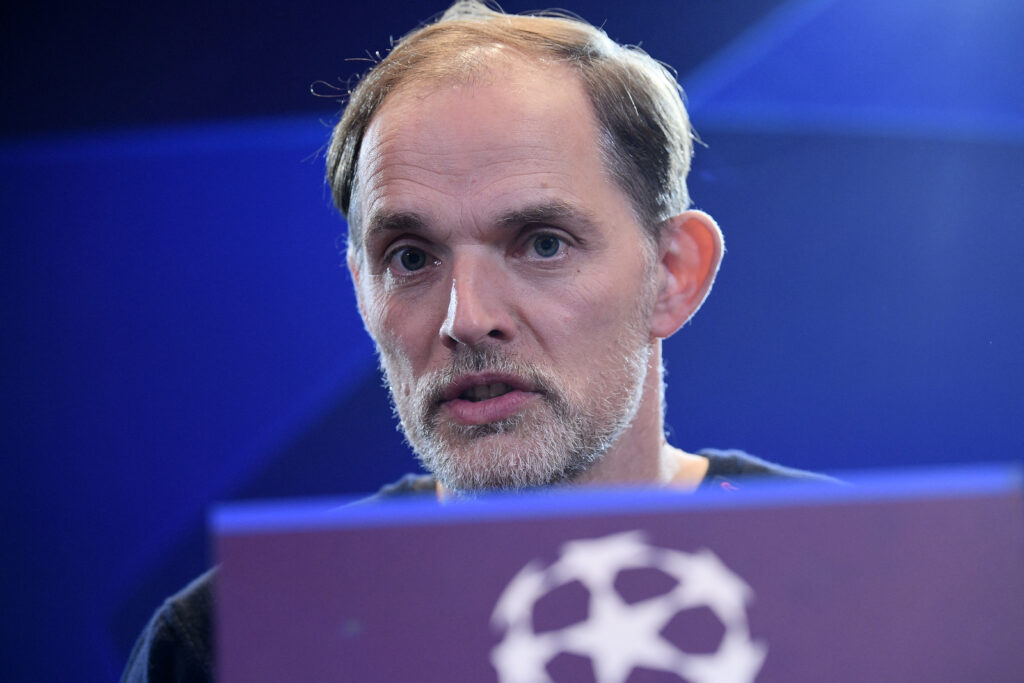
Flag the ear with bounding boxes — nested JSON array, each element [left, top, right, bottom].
[[649, 210, 724, 339]]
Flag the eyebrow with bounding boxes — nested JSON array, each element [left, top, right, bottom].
[[362, 200, 598, 246], [365, 210, 428, 241], [496, 201, 597, 231]]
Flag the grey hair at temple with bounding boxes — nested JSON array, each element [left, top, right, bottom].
[[325, 0, 697, 255]]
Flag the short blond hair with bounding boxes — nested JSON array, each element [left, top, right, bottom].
[[327, 0, 695, 251]]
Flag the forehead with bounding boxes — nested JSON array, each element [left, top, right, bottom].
[[352, 58, 638, 239]]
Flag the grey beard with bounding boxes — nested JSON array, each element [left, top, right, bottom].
[[383, 342, 651, 496]]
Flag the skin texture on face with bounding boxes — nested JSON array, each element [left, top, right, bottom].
[[350, 58, 673, 495]]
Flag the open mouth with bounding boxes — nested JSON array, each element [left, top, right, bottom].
[[440, 374, 540, 425], [459, 382, 514, 402]]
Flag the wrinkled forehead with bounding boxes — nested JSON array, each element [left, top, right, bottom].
[[347, 54, 604, 247]]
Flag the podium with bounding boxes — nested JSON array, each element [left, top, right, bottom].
[[214, 466, 1024, 682]]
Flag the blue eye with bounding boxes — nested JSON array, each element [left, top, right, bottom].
[[394, 247, 428, 271], [532, 234, 562, 258]]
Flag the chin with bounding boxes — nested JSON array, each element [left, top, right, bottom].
[[414, 427, 611, 494]]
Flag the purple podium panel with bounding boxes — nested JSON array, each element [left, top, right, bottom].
[[214, 467, 1024, 683]]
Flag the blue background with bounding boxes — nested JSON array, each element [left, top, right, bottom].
[[3, 0, 1022, 680]]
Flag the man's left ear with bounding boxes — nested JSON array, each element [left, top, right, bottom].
[[650, 210, 724, 339]]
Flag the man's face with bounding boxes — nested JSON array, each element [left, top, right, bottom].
[[350, 60, 661, 493]]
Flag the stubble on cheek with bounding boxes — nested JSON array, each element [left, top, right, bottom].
[[378, 344, 578, 488], [378, 335, 648, 493]]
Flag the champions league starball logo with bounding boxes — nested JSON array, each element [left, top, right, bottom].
[[490, 532, 767, 683]]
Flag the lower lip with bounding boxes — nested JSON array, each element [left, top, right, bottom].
[[442, 390, 540, 425]]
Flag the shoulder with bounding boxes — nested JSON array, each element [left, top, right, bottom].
[[121, 569, 215, 683], [698, 448, 839, 491]]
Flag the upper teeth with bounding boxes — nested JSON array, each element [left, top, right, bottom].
[[462, 383, 512, 401]]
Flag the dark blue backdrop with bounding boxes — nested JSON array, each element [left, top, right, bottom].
[[3, 0, 1022, 680]]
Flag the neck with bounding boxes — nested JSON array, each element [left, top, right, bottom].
[[572, 342, 708, 490]]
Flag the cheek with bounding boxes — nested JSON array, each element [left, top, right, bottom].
[[556, 271, 650, 337], [369, 291, 444, 374], [358, 281, 405, 353], [359, 284, 390, 340]]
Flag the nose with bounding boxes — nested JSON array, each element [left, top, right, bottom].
[[439, 253, 514, 349]]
